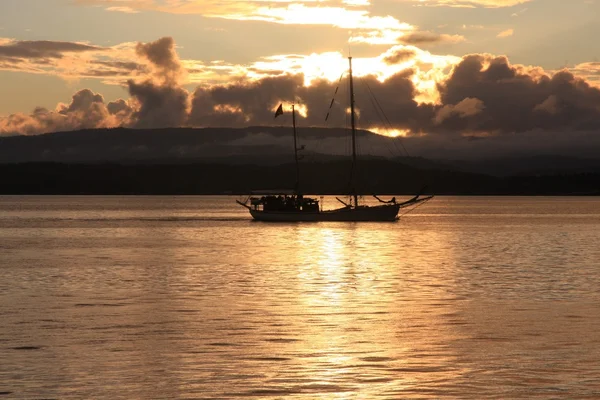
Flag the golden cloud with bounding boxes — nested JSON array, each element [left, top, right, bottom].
[[76, 0, 420, 45], [106, 6, 140, 13], [0, 35, 459, 105], [4, 35, 600, 156], [497, 28, 514, 38], [409, 0, 531, 7], [0, 38, 145, 83], [568, 62, 600, 87], [349, 30, 466, 46]]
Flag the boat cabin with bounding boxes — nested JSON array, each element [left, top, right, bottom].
[[250, 194, 319, 212]]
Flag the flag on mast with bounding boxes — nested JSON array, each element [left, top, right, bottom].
[[274, 103, 284, 119]]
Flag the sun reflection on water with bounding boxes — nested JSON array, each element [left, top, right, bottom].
[[295, 218, 475, 396]]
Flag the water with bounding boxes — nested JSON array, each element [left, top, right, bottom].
[[1, 196, 600, 399]]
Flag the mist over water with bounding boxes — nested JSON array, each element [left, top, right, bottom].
[[1, 196, 600, 399]]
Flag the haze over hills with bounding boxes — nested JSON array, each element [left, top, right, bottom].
[[2, 127, 600, 178], [0, 126, 405, 164]]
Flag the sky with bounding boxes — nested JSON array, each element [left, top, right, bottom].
[[1, 0, 600, 156]]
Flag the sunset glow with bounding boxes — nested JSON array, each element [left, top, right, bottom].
[[1, 0, 599, 142], [368, 127, 411, 137], [3, 3, 600, 399]]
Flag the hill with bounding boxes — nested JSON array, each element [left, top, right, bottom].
[[1, 127, 599, 195]]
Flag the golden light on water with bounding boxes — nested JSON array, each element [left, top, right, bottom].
[[276, 218, 466, 397], [8, 197, 600, 397]]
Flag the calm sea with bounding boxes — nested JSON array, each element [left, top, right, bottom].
[[1, 196, 599, 399]]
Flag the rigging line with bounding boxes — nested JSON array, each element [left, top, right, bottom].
[[364, 80, 411, 158], [360, 81, 398, 159], [367, 84, 410, 160], [362, 81, 387, 127], [325, 73, 344, 122], [307, 72, 345, 165], [360, 80, 401, 160], [399, 196, 433, 218], [363, 80, 395, 133]]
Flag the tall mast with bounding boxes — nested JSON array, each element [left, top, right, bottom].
[[348, 56, 358, 207], [292, 104, 300, 193]]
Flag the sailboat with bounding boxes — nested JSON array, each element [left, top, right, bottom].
[[236, 57, 433, 222]]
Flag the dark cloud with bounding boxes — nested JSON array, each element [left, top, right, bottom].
[[0, 36, 189, 135], [135, 37, 183, 84], [0, 57, 25, 65], [433, 54, 600, 133], [75, 61, 146, 79], [434, 97, 485, 125], [189, 74, 306, 127], [399, 32, 465, 45], [3, 37, 600, 159], [187, 69, 428, 132], [128, 80, 189, 128], [0, 40, 104, 61], [60, 89, 104, 114], [82, 70, 134, 77], [107, 99, 133, 116], [94, 60, 143, 71], [126, 36, 190, 128], [383, 47, 417, 65]]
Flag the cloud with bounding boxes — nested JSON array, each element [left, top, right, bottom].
[[497, 29, 514, 38], [383, 47, 419, 64], [434, 97, 485, 124], [106, 6, 139, 13], [570, 62, 600, 87], [399, 31, 466, 45], [187, 68, 431, 133], [350, 30, 465, 46], [409, 0, 532, 7], [0, 35, 457, 89], [78, 0, 531, 14], [0, 36, 188, 85], [0, 37, 142, 83], [343, 0, 371, 5], [532, 94, 559, 114], [128, 37, 190, 128], [127, 81, 190, 128], [3, 37, 600, 160], [0, 39, 104, 60], [0, 36, 192, 135], [243, 46, 459, 93], [135, 36, 184, 85], [76, 0, 472, 48], [106, 98, 133, 117], [433, 54, 600, 134], [77, 0, 418, 45], [0, 89, 131, 135]]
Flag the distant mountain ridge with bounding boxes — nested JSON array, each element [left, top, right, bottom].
[[0, 127, 377, 163]]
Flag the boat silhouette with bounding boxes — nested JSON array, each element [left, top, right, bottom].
[[237, 57, 433, 222]]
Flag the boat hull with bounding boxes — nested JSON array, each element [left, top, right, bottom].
[[248, 204, 401, 222]]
